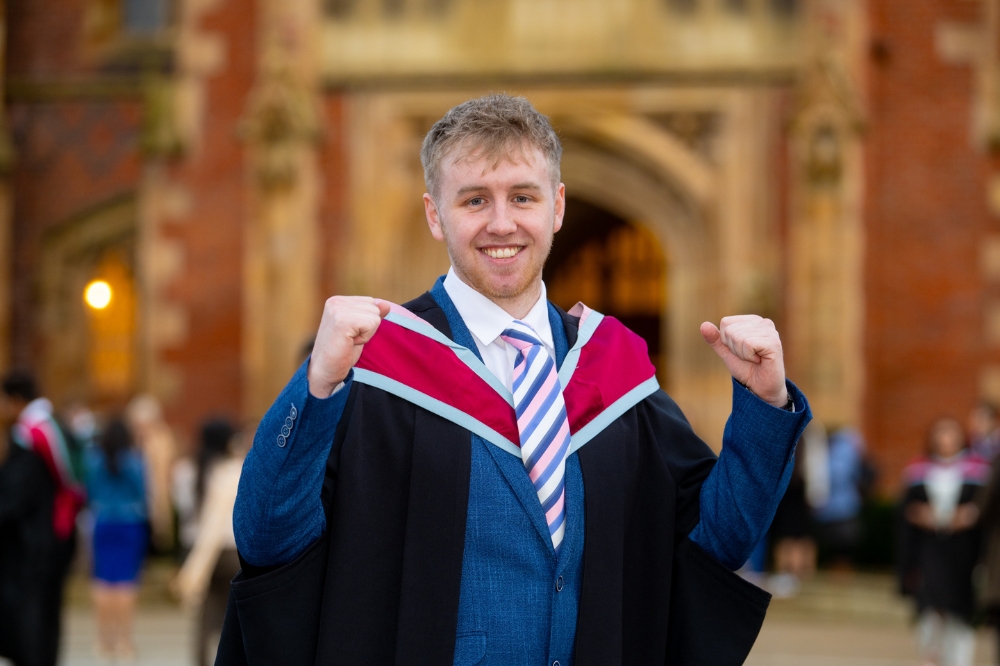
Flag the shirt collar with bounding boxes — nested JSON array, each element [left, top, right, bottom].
[[443, 267, 554, 350]]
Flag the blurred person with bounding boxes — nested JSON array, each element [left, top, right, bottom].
[[126, 394, 176, 553], [812, 426, 866, 569], [0, 380, 61, 666], [63, 403, 100, 579], [172, 417, 243, 666], [970, 402, 1000, 461], [975, 410, 1000, 664], [898, 418, 988, 666], [83, 418, 148, 661], [4, 371, 86, 542], [171, 452, 198, 561], [0, 370, 82, 665], [769, 448, 816, 598]]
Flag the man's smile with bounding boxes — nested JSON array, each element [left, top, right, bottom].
[[480, 246, 524, 260]]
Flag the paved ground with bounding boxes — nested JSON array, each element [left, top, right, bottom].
[[1, 566, 995, 665], [747, 571, 996, 666]]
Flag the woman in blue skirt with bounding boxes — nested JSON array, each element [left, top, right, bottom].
[[83, 418, 148, 661]]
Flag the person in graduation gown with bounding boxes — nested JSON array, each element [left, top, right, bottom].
[[898, 417, 989, 666], [0, 379, 62, 666], [218, 94, 813, 666]]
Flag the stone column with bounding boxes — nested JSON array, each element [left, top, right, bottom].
[[786, 0, 867, 427], [0, 0, 13, 372], [241, 0, 322, 420]]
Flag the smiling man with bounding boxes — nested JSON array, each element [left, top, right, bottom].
[[218, 95, 812, 666]]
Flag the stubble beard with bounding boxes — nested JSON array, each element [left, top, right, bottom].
[[444, 229, 553, 305]]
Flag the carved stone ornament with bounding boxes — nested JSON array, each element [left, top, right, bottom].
[[140, 72, 184, 159], [240, 54, 320, 190], [790, 55, 865, 188]]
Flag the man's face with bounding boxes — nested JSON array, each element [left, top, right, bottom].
[[423, 142, 565, 309], [0, 395, 24, 431]]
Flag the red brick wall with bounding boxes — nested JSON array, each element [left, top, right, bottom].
[[7, 0, 92, 77], [5, 0, 256, 448], [156, 0, 256, 446], [317, 94, 349, 300], [8, 100, 143, 367], [864, 0, 991, 491]]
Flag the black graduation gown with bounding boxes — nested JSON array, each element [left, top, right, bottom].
[[0, 442, 61, 666], [217, 294, 772, 666], [897, 460, 984, 622]]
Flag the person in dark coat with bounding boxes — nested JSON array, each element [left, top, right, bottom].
[[769, 445, 816, 596], [218, 93, 812, 666], [899, 417, 989, 666], [974, 408, 1000, 664], [0, 385, 62, 666]]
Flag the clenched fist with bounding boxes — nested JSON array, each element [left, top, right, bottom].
[[699, 315, 788, 408], [308, 296, 391, 398]]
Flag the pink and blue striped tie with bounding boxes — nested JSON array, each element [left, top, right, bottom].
[[501, 320, 571, 554]]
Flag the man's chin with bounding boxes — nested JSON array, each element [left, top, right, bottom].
[[466, 274, 534, 302]]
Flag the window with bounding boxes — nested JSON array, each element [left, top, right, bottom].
[[122, 0, 170, 34]]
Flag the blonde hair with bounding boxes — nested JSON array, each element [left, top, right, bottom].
[[420, 93, 562, 197]]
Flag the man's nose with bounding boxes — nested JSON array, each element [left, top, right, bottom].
[[485, 200, 518, 235]]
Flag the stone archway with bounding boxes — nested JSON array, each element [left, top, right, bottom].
[[37, 195, 139, 409], [556, 140, 730, 447], [545, 198, 669, 380]]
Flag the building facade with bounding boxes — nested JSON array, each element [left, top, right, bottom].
[[1, 0, 997, 490]]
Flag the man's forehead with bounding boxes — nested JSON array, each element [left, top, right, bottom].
[[446, 139, 546, 173]]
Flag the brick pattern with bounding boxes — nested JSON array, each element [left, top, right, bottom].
[[864, 0, 992, 490], [7, 0, 91, 77], [8, 100, 142, 368], [317, 95, 349, 301], [154, 0, 256, 445]]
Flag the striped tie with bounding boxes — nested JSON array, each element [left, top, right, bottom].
[[501, 321, 571, 554]]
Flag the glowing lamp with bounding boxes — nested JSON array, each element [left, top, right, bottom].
[[84, 280, 113, 310]]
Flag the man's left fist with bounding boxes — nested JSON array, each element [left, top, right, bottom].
[[699, 315, 788, 408]]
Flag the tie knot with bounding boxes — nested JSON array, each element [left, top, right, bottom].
[[500, 320, 543, 352]]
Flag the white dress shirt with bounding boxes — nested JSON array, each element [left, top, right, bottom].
[[443, 267, 555, 393]]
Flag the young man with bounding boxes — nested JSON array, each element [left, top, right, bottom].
[[220, 94, 812, 666]]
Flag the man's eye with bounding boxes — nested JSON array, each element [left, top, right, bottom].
[[514, 195, 530, 204], [468, 197, 485, 206]]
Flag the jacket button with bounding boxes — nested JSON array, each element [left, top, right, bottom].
[[290, 405, 298, 420], [281, 425, 291, 438], [285, 416, 293, 428], [277, 435, 286, 448], [553, 661, 560, 666], [555, 576, 564, 592]]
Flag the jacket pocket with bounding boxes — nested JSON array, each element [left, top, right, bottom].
[[453, 631, 487, 665]]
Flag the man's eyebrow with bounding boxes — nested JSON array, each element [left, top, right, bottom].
[[454, 182, 544, 196]]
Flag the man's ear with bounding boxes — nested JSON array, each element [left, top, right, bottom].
[[553, 182, 566, 234], [424, 193, 445, 241]]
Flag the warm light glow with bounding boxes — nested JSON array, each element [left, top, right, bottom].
[[84, 280, 113, 310]]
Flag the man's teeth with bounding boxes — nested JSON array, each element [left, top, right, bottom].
[[483, 247, 521, 259]]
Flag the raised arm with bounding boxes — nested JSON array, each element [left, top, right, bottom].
[[233, 296, 389, 568], [687, 316, 812, 569], [688, 379, 810, 568]]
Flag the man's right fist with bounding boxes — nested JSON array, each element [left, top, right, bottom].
[[307, 296, 391, 398]]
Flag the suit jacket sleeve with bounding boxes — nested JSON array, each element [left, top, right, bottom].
[[234, 360, 353, 567]]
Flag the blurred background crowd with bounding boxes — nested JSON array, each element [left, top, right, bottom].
[[2, 0, 1000, 663], [0, 368, 247, 665]]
